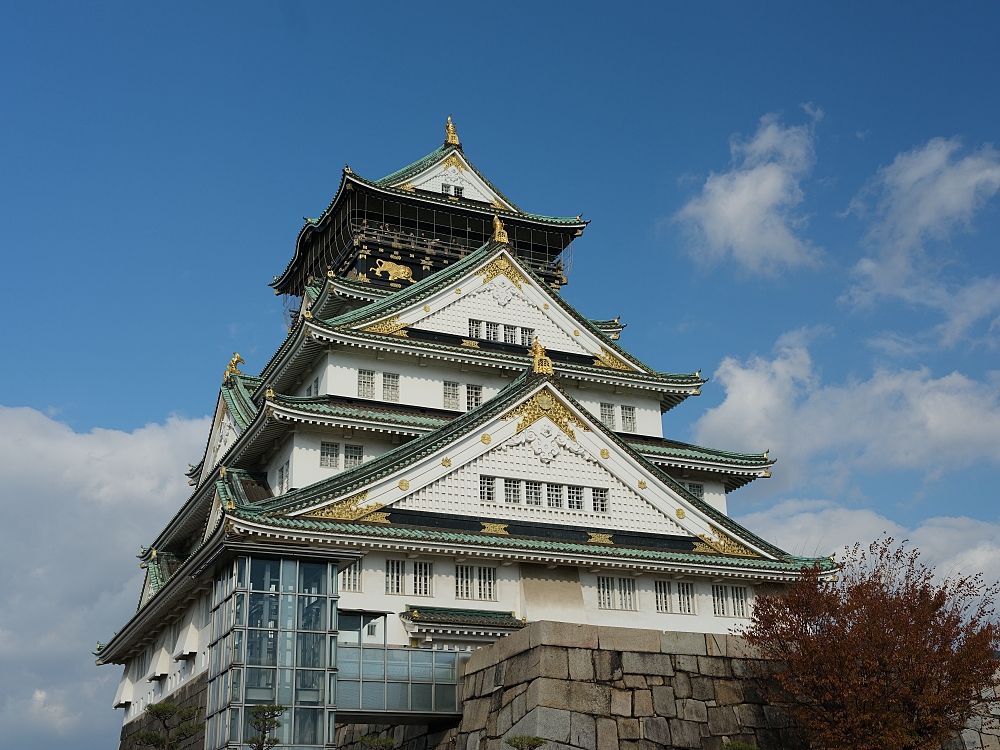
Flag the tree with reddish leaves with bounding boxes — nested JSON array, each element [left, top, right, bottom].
[[742, 537, 1000, 750]]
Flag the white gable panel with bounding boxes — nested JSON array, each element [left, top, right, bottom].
[[412, 276, 589, 355], [397, 153, 512, 209], [393, 422, 687, 536], [200, 398, 239, 483]]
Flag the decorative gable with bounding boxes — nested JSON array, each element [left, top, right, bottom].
[[386, 148, 514, 212], [200, 400, 239, 483]]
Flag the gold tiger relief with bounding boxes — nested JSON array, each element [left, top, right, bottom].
[[370, 259, 416, 283]]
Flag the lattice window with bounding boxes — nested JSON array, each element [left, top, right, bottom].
[[383, 372, 400, 403], [504, 479, 521, 504], [441, 183, 450, 195], [504, 325, 517, 344], [412, 562, 432, 596], [453, 186, 464, 199], [276, 461, 289, 494], [593, 488, 609, 513], [339, 561, 361, 592], [731, 586, 749, 618], [456, 565, 495, 601], [600, 403, 616, 430], [617, 578, 636, 610], [443, 381, 460, 410], [480, 476, 495, 503], [621, 405, 636, 433], [655, 580, 671, 613], [676, 582, 695, 614], [520, 327, 534, 347], [687, 483, 705, 500], [712, 585, 729, 617], [385, 560, 404, 595], [485, 322, 499, 341], [567, 485, 584, 510], [546, 483, 563, 508], [468, 319, 482, 339], [478, 567, 496, 601], [466, 384, 482, 410], [320, 442, 339, 469], [525, 481, 542, 506], [306, 376, 320, 397], [455, 565, 473, 599], [358, 369, 375, 398], [344, 444, 364, 469], [597, 576, 616, 609]]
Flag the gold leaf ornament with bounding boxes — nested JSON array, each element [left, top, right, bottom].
[[362, 315, 407, 336], [500, 387, 591, 441], [398, 479, 410, 491], [303, 490, 386, 522], [476, 255, 527, 289], [600, 448, 610, 459], [692, 525, 760, 558]]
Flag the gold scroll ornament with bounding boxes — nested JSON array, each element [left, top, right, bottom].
[[692, 525, 760, 558], [476, 255, 527, 289], [303, 490, 389, 524], [362, 315, 408, 337], [500, 387, 591, 442]]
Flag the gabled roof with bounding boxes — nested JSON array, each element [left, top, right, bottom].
[[399, 605, 525, 630]]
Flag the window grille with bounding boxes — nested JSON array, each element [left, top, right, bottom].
[[443, 381, 460, 410], [339, 561, 361, 592], [712, 585, 729, 617], [597, 576, 615, 609], [567, 485, 584, 510], [383, 372, 400, 403], [617, 578, 636, 610], [480, 476, 495, 503], [600, 403, 616, 430], [504, 479, 521, 504], [485, 322, 499, 341], [546, 483, 563, 508], [676, 582, 695, 614], [525, 481, 542, 506], [478, 567, 496, 601], [455, 565, 496, 601], [687, 483, 705, 500], [412, 562, 432, 596], [655, 580, 671, 613], [504, 325, 517, 344], [731, 586, 749, 618], [593, 488, 609, 513], [468, 319, 482, 339], [455, 565, 473, 599], [358, 369, 375, 398], [320, 442, 339, 469], [277, 460, 290, 494], [344, 444, 364, 469], [466, 384, 482, 410], [453, 186, 464, 199], [441, 183, 450, 195], [520, 327, 534, 347], [385, 560, 404, 595], [621, 405, 636, 433]]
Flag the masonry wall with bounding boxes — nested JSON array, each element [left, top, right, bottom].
[[118, 671, 207, 750], [335, 722, 459, 750]]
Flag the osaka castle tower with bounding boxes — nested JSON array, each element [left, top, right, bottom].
[[96, 117, 830, 749]]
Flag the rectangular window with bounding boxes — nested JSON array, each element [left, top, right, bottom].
[[503, 325, 517, 344], [468, 319, 482, 339], [520, 327, 534, 347], [466, 384, 482, 410], [478, 567, 496, 601], [712, 585, 729, 617], [593, 488, 609, 513], [480, 476, 495, 503], [456, 566, 496, 601], [546, 484, 563, 508], [485, 322, 499, 341], [276, 460, 290, 494], [412, 562, 432, 597], [655, 580, 671, 613], [600, 403, 616, 430], [319, 442, 339, 469], [504, 479, 521, 504], [597, 576, 616, 609], [385, 560, 404, 595], [617, 578, 636, 610], [441, 183, 450, 195], [443, 381, 460, 410], [525, 481, 542, 506], [731, 586, 749, 618], [567, 485, 584, 510], [338, 561, 361, 592], [687, 483, 705, 500], [344, 444, 364, 469], [305, 376, 319, 398], [306, 382, 313, 397], [621, 405, 636, 433], [358, 369, 375, 399], [453, 186, 464, 199], [382, 373, 400, 403], [455, 565, 473, 600], [676, 582, 695, 614]]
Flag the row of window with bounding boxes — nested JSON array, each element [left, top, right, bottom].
[[480, 477, 605, 512], [319, 442, 364, 470], [599, 402, 637, 433], [379, 561, 496, 601], [469, 319, 535, 347], [358, 370, 399, 402], [441, 183, 464, 198], [444, 381, 482, 410], [598, 577, 749, 618]]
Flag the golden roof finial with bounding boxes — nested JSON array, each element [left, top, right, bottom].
[[446, 114, 460, 145], [493, 214, 509, 244], [224, 353, 245, 382], [528, 337, 554, 375]]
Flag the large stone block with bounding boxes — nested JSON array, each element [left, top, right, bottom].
[[568, 648, 595, 682], [762, 705, 789, 729], [502, 682, 527, 707], [594, 650, 623, 682], [507, 706, 572, 744], [675, 654, 699, 672], [571, 711, 597, 750], [624, 675, 648, 688], [651, 685, 677, 717], [527, 677, 611, 714], [530, 621, 600, 650], [461, 697, 492, 732], [736, 702, 767, 729], [714, 680, 743, 706], [965, 729, 985, 750], [503, 651, 535, 687], [538, 646, 570, 680], [496, 626, 533, 664], [661, 631, 708, 656], [696, 656, 730, 677], [673, 671, 692, 699], [611, 688, 632, 716], [690, 676, 715, 701], [726, 635, 762, 659], [753, 727, 783, 750], [707, 706, 740, 736], [669, 719, 703, 748], [497, 704, 512, 736], [596, 718, 619, 750], [600, 626, 662, 653], [633, 690, 654, 717], [622, 651, 675, 677], [618, 717, 641, 740], [678, 698, 708, 722], [642, 716, 671, 746], [705, 634, 727, 657]]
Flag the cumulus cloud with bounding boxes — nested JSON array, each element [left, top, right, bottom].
[[737, 499, 1000, 584], [674, 109, 823, 273], [844, 137, 1000, 346], [0, 405, 208, 749], [693, 331, 1000, 490]]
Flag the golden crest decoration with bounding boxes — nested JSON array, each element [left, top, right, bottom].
[[303, 490, 388, 523], [362, 315, 407, 336], [692, 525, 760, 558], [476, 254, 527, 289], [500, 387, 591, 441]]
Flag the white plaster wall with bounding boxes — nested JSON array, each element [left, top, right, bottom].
[[703, 480, 727, 515], [291, 428, 398, 490], [574, 392, 663, 438]]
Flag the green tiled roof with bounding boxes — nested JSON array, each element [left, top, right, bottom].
[[626, 437, 770, 468], [400, 604, 525, 629], [272, 394, 457, 431]]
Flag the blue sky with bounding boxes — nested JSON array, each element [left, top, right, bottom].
[[2, 3, 1000, 748]]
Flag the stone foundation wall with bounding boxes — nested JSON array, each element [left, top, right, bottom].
[[335, 722, 459, 750], [119, 671, 207, 750]]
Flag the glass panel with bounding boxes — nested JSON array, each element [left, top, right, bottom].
[[329, 601, 338, 631], [231, 667, 242, 703], [245, 708, 291, 745], [338, 614, 361, 645], [411, 682, 432, 711], [298, 562, 327, 595], [280, 594, 296, 630], [246, 630, 277, 666], [248, 593, 279, 629], [361, 681, 385, 710], [297, 596, 326, 631], [330, 563, 338, 595], [411, 650, 433, 682], [434, 652, 457, 682], [296, 633, 325, 669], [327, 673, 337, 705], [328, 636, 338, 668], [338, 646, 360, 679], [278, 631, 294, 667], [386, 681, 409, 711], [277, 668, 294, 705], [236, 557, 247, 589], [295, 670, 325, 706], [361, 647, 385, 679], [234, 592, 245, 626], [281, 559, 297, 593], [228, 706, 240, 745], [250, 558, 281, 592], [386, 649, 409, 681], [337, 680, 360, 709], [327, 711, 338, 745], [232, 630, 244, 664], [244, 667, 276, 703], [435, 683, 457, 712]]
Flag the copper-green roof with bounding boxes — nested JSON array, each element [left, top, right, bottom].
[[399, 605, 525, 629], [272, 394, 457, 431]]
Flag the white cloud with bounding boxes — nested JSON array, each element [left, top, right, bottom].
[[737, 500, 1000, 584], [845, 137, 1000, 346], [693, 332, 1000, 490], [674, 110, 823, 274], [0, 406, 208, 748]]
